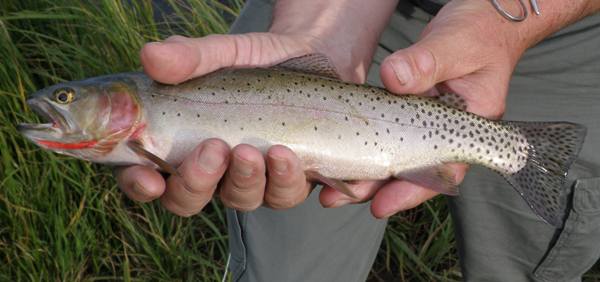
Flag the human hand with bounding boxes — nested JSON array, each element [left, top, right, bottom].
[[116, 0, 398, 216], [319, 0, 531, 217]]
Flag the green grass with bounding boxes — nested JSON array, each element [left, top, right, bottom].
[[0, 1, 595, 281]]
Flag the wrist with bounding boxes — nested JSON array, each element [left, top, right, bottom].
[[490, 0, 600, 52]]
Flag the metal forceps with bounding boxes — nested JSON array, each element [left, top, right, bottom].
[[491, 0, 540, 22]]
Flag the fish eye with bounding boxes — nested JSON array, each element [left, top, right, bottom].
[[53, 88, 75, 104]]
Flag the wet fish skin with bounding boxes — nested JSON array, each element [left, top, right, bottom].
[[18, 68, 586, 227]]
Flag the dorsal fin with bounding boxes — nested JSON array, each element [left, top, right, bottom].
[[274, 53, 341, 79], [437, 92, 467, 111]]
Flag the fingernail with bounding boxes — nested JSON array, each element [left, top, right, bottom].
[[133, 181, 146, 192], [270, 155, 288, 175], [391, 59, 413, 85], [197, 143, 225, 173], [234, 156, 254, 178]]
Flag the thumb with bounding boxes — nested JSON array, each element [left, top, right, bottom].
[[140, 33, 313, 84], [380, 32, 483, 95]]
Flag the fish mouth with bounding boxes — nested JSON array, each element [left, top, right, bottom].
[[18, 99, 70, 141]]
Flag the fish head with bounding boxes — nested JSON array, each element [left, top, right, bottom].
[[18, 75, 142, 161]]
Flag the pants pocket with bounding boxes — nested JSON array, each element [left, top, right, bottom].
[[533, 178, 600, 282]]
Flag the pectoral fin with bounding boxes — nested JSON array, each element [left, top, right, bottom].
[[127, 140, 179, 177], [395, 165, 459, 196], [305, 170, 358, 199]]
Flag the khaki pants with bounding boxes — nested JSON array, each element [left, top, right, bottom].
[[227, 1, 600, 281]]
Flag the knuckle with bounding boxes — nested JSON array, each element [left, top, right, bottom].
[[265, 189, 306, 209], [220, 197, 262, 212], [168, 175, 215, 197], [161, 199, 201, 217], [230, 173, 263, 190], [266, 196, 301, 209]]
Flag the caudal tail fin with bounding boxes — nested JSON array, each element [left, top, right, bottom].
[[502, 121, 586, 227]]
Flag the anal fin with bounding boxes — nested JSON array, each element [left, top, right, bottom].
[[395, 165, 459, 195], [305, 170, 358, 199]]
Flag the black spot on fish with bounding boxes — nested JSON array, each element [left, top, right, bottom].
[[177, 113, 181, 117], [282, 122, 286, 126]]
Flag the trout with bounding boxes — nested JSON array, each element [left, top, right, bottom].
[[18, 55, 586, 227]]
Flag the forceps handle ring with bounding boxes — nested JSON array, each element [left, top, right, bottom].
[[491, 0, 528, 22]]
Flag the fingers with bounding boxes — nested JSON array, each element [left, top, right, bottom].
[[319, 180, 386, 208], [115, 165, 166, 202], [140, 33, 312, 84], [160, 139, 230, 217], [370, 181, 440, 218], [219, 144, 267, 211], [264, 145, 311, 209]]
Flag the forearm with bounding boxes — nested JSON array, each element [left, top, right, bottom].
[[269, 0, 399, 82]]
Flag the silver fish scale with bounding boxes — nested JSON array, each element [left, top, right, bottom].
[[133, 69, 528, 180]]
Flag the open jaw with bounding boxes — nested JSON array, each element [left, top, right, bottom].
[[18, 99, 97, 150]]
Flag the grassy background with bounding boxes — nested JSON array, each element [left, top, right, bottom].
[[0, 1, 595, 281]]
